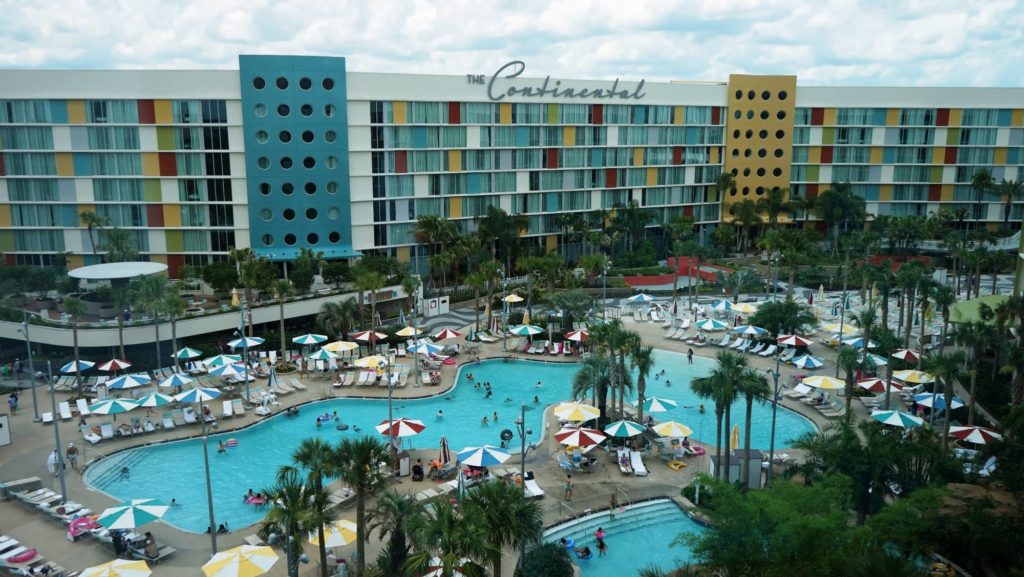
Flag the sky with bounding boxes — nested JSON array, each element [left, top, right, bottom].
[[0, 0, 1022, 87]]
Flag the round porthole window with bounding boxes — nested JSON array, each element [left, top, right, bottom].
[[325, 156, 338, 169], [254, 104, 267, 117], [325, 130, 336, 143], [279, 131, 291, 143], [280, 157, 293, 169], [258, 183, 271, 195], [307, 233, 320, 244], [257, 157, 270, 169], [301, 104, 313, 117], [299, 77, 312, 90], [284, 234, 296, 246], [328, 207, 340, 220], [277, 104, 290, 117], [328, 231, 340, 243], [305, 182, 317, 194], [276, 77, 288, 90], [305, 208, 318, 220], [282, 183, 294, 195], [326, 182, 338, 194], [323, 78, 335, 90], [261, 234, 273, 246], [256, 130, 269, 144], [302, 130, 314, 143], [324, 104, 336, 118], [260, 209, 272, 221], [303, 157, 316, 169], [253, 77, 266, 90], [283, 209, 295, 221]]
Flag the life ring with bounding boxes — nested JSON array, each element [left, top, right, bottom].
[[245, 496, 267, 505], [500, 429, 514, 442], [574, 550, 592, 560], [226, 439, 238, 447], [442, 358, 456, 365], [668, 460, 687, 471], [687, 446, 706, 456], [8, 548, 37, 563], [69, 516, 99, 537], [336, 423, 349, 431]]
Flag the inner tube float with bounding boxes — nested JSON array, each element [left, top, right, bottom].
[[442, 358, 456, 365], [574, 549, 592, 560], [562, 538, 576, 550], [500, 429, 514, 442], [226, 438, 238, 448], [687, 446, 706, 456], [336, 423, 349, 431], [8, 548, 37, 564], [68, 516, 99, 538], [245, 496, 267, 505]]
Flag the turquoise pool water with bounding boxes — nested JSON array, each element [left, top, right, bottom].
[[84, 349, 813, 532], [544, 498, 705, 575]]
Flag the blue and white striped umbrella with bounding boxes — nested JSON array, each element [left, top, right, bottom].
[[871, 409, 925, 428], [60, 360, 95, 374], [710, 299, 734, 311], [228, 336, 265, 349], [408, 342, 444, 355], [695, 319, 729, 331], [97, 499, 168, 529], [733, 325, 767, 336], [174, 386, 221, 403], [913, 393, 964, 411], [456, 445, 511, 468], [627, 293, 657, 303], [159, 372, 194, 388], [508, 325, 545, 336], [859, 352, 888, 367], [308, 348, 338, 361], [792, 354, 825, 370], [174, 347, 203, 360], [88, 398, 140, 415], [292, 333, 328, 345], [841, 336, 878, 349], [136, 392, 175, 408], [204, 354, 242, 368], [208, 363, 247, 378], [603, 420, 646, 438], [105, 373, 152, 390]]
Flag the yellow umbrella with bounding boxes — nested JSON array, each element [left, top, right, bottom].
[[503, 294, 524, 303], [553, 401, 600, 422], [820, 322, 857, 335], [730, 424, 740, 449], [323, 340, 359, 352], [801, 375, 845, 390], [81, 560, 151, 577], [394, 326, 420, 337], [483, 302, 491, 324], [202, 545, 279, 577], [732, 302, 758, 314], [309, 519, 358, 547], [871, 282, 879, 301], [523, 310, 531, 325], [653, 421, 694, 438], [230, 288, 240, 307], [353, 354, 389, 369], [892, 369, 936, 384]]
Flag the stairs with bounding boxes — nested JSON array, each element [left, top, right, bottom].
[[86, 449, 150, 490]]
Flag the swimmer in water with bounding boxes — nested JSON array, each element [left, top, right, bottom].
[[482, 416, 489, 426], [533, 396, 539, 404]]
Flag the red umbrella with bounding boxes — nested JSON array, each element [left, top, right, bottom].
[[856, 378, 900, 394], [949, 425, 1003, 445], [439, 436, 451, 465], [554, 427, 607, 447], [97, 359, 133, 372], [376, 418, 427, 437], [565, 330, 589, 342], [432, 328, 462, 340], [777, 335, 812, 347], [351, 330, 387, 342], [891, 348, 921, 362]]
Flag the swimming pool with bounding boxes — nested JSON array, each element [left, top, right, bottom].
[[544, 498, 704, 575], [84, 349, 814, 532]]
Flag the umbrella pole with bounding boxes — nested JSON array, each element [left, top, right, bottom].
[[200, 397, 218, 554], [47, 361, 67, 503]]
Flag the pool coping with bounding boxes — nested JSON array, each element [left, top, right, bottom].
[[542, 494, 713, 533]]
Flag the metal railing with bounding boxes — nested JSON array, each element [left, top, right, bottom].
[[82, 446, 106, 467], [559, 501, 578, 521], [616, 486, 632, 510]]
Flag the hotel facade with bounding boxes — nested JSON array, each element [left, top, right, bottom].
[[1, 55, 1023, 277]]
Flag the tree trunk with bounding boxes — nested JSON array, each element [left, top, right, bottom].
[[278, 301, 286, 364], [881, 287, 890, 330], [968, 355, 979, 426], [918, 307, 928, 369], [953, 257, 960, 295], [117, 315, 126, 361], [723, 405, 732, 484], [904, 288, 915, 349], [171, 316, 179, 371], [741, 398, 754, 487], [941, 378, 955, 452], [355, 496, 367, 575], [153, 313, 161, 370], [245, 287, 255, 336], [473, 286, 481, 330], [974, 262, 982, 299], [637, 377, 646, 422], [787, 265, 796, 299], [714, 410, 724, 481], [73, 322, 82, 392]]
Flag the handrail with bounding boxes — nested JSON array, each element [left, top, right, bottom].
[[82, 446, 106, 466], [559, 501, 578, 521], [616, 486, 632, 510]]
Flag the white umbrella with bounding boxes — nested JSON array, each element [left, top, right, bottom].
[[158, 373, 193, 389], [97, 499, 168, 529], [136, 392, 175, 408], [175, 347, 203, 360], [174, 387, 222, 403], [105, 373, 151, 390], [228, 336, 265, 349], [292, 333, 328, 345], [633, 397, 678, 413], [508, 324, 545, 336], [710, 299, 733, 312], [97, 359, 133, 372], [89, 398, 140, 415], [792, 354, 825, 370], [376, 418, 427, 437], [204, 354, 242, 368], [308, 520, 358, 547], [308, 348, 339, 361], [457, 445, 510, 467], [61, 360, 95, 373], [627, 293, 656, 303], [208, 364, 247, 378], [695, 319, 728, 331]]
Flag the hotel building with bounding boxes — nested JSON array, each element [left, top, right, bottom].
[[1, 55, 1022, 277]]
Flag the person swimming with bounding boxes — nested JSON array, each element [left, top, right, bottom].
[[533, 395, 539, 404], [481, 416, 489, 426]]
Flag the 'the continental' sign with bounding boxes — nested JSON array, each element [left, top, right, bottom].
[[467, 61, 646, 102]]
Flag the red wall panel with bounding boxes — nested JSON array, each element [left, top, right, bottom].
[[592, 104, 603, 125], [395, 150, 408, 173], [821, 146, 833, 164], [546, 148, 558, 169], [811, 108, 824, 126], [605, 168, 618, 187], [936, 109, 949, 126], [448, 102, 460, 124], [928, 184, 942, 202], [146, 205, 164, 227], [158, 153, 177, 176], [166, 255, 184, 279], [944, 147, 957, 164], [806, 184, 819, 199], [0, 154, 5, 176], [138, 100, 156, 124], [711, 107, 721, 125], [672, 147, 683, 165]]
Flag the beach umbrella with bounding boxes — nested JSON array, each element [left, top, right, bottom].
[[948, 425, 1003, 445], [732, 302, 758, 314], [710, 299, 733, 312], [398, 308, 407, 326], [159, 373, 193, 389], [871, 409, 925, 429], [637, 397, 678, 413], [730, 424, 740, 449], [307, 348, 338, 361], [105, 373, 152, 390], [202, 545, 278, 577], [554, 427, 607, 447], [174, 387, 222, 404], [353, 354, 389, 369], [653, 421, 694, 438], [860, 352, 888, 367], [792, 354, 825, 370], [891, 348, 921, 362], [553, 401, 600, 422], [61, 360, 95, 373], [204, 354, 242, 368], [376, 418, 427, 437], [627, 293, 657, 303], [323, 340, 359, 353], [433, 328, 462, 340], [228, 336, 265, 349], [604, 420, 645, 438], [455, 469, 467, 502], [230, 288, 240, 307], [841, 336, 878, 349], [733, 325, 766, 336], [409, 342, 444, 356], [817, 284, 825, 304], [913, 393, 964, 411], [439, 436, 451, 464], [820, 323, 857, 335], [695, 319, 729, 331], [136, 392, 175, 408], [502, 294, 524, 303], [856, 378, 899, 394], [801, 375, 845, 390], [97, 359, 132, 372], [80, 559, 152, 577], [89, 398, 140, 415], [309, 520, 358, 548], [483, 302, 491, 323], [175, 347, 203, 360], [291, 333, 327, 345], [522, 310, 531, 325], [565, 329, 589, 342], [208, 363, 247, 379], [394, 326, 420, 337], [508, 324, 545, 336], [777, 334, 812, 347], [456, 445, 511, 467], [351, 330, 388, 342], [97, 499, 168, 530], [422, 556, 469, 577], [893, 370, 936, 384]]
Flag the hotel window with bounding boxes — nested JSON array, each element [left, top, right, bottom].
[[832, 147, 870, 164], [560, 149, 587, 168], [372, 176, 385, 198], [201, 100, 228, 124], [371, 152, 385, 174], [3, 153, 56, 175], [0, 100, 52, 123], [461, 103, 497, 124], [647, 148, 670, 165], [180, 205, 207, 226], [208, 205, 234, 227], [441, 127, 466, 147], [388, 223, 415, 244], [893, 185, 928, 201], [94, 179, 143, 202], [684, 107, 711, 125], [893, 166, 931, 182], [835, 127, 871, 145], [204, 153, 231, 176], [897, 128, 933, 145], [14, 230, 65, 252], [88, 127, 139, 150], [211, 231, 233, 252], [464, 149, 493, 171], [0, 127, 53, 149], [493, 127, 515, 147], [492, 172, 516, 193], [897, 109, 935, 126], [957, 147, 994, 164], [97, 204, 145, 227], [959, 128, 996, 146], [86, 100, 138, 124], [792, 127, 810, 144], [515, 149, 542, 170], [370, 101, 384, 124], [386, 175, 415, 197], [831, 166, 869, 182], [414, 198, 445, 217], [960, 109, 999, 126], [792, 109, 812, 125], [176, 153, 205, 176], [543, 127, 561, 146], [8, 179, 58, 201], [178, 179, 203, 202], [649, 106, 672, 125], [604, 105, 631, 124], [174, 127, 200, 150], [601, 190, 628, 208], [91, 153, 142, 175], [559, 104, 588, 124], [956, 166, 995, 184], [791, 166, 809, 182], [174, 101, 200, 124], [513, 104, 544, 124], [409, 102, 447, 124], [371, 127, 384, 149], [207, 179, 232, 202], [203, 127, 229, 150], [384, 127, 412, 148], [836, 109, 875, 126], [893, 147, 929, 164], [791, 147, 809, 163], [409, 151, 442, 172], [11, 204, 59, 227], [183, 231, 208, 252]]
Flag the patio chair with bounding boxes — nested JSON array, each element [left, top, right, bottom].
[[758, 344, 778, 357], [715, 335, 731, 347], [779, 348, 796, 363], [748, 342, 765, 354]]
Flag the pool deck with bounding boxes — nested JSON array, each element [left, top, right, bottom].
[[0, 312, 864, 576]]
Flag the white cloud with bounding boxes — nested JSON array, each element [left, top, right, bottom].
[[0, 0, 1021, 86]]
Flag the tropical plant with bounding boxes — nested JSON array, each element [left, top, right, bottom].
[[735, 368, 770, 485], [112, 287, 130, 361], [163, 291, 186, 370], [755, 187, 790, 228], [79, 210, 108, 255], [98, 227, 139, 262], [201, 261, 238, 295], [716, 268, 762, 303], [836, 345, 861, 423], [691, 351, 744, 481], [334, 436, 391, 575], [290, 248, 322, 294], [520, 542, 573, 577], [998, 178, 1024, 224], [970, 169, 994, 227], [814, 181, 866, 257], [130, 275, 168, 369], [546, 289, 594, 332], [258, 468, 317, 577], [954, 322, 995, 426], [925, 352, 966, 451], [748, 299, 817, 338], [230, 247, 275, 335], [354, 270, 387, 329], [367, 489, 423, 576], [629, 345, 656, 422], [405, 500, 495, 577], [728, 199, 761, 255], [63, 296, 86, 391], [280, 438, 337, 577], [571, 351, 611, 421], [271, 279, 294, 361], [316, 298, 363, 340], [464, 478, 544, 577]]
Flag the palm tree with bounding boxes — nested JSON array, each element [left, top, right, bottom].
[[735, 368, 770, 486], [814, 182, 866, 257], [955, 321, 996, 425], [354, 271, 386, 329], [282, 438, 337, 577], [894, 262, 924, 348], [970, 169, 994, 229], [258, 468, 317, 576], [926, 352, 966, 452], [367, 489, 423, 576], [690, 351, 743, 481], [112, 287, 130, 361], [163, 291, 186, 371], [63, 297, 86, 391], [464, 478, 543, 577], [571, 351, 611, 421], [717, 268, 762, 303], [272, 279, 294, 362], [230, 247, 270, 335], [931, 285, 955, 356], [405, 500, 495, 577], [998, 179, 1024, 224], [756, 187, 789, 228], [131, 275, 168, 369], [915, 277, 936, 368], [836, 345, 861, 423], [99, 227, 139, 262], [630, 345, 655, 422], [334, 436, 390, 575], [466, 270, 489, 331], [713, 170, 736, 201], [728, 199, 761, 255], [317, 299, 363, 340], [79, 210, 108, 255]]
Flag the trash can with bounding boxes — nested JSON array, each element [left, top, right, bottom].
[[398, 452, 411, 477]]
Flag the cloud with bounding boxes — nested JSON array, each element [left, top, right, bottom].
[[0, 0, 1021, 86]]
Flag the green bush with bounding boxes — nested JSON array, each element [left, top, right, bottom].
[[521, 542, 574, 577], [611, 266, 674, 276]]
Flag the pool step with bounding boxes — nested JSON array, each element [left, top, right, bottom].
[[545, 500, 685, 544], [88, 450, 151, 490]]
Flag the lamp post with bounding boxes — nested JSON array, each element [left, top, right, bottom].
[[384, 351, 399, 475], [273, 499, 298, 577], [500, 267, 508, 352], [45, 361, 67, 502], [18, 312, 40, 421], [764, 362, 782, 488], [602, 259, 612, 320], [198, 392, 217, 555], [238, 304, 251, 402], [834, 241, 851, 379], [514, 402, 531, 567]]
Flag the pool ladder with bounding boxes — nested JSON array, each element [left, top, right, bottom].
[[559, 501, 578, 521], [616, 486, 632, 510]]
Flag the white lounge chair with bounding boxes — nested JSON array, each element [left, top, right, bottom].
[[748, 342, 766, 355], [232, 399, 245, 415], [183, 407, 198, 425], [75, 398, 91, 417], [616, 448, 633, 474], [779, 348, 797, 363], [100, 422, 114, 439], [221, 400, 234, 418], [758, 344, 778, 357], [630, 450, 648, 477], [735, 339, 751, 352], [57, 401, 73, 421], [41, 412, 54, 424], [80, 425, 102, 444], [715, 335, 731, 347], [161, 413, 176, 429], [680, 317, 691, 329], [783, 384, 812, 399]]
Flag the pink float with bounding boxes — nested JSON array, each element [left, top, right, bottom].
[[8, 548, 37, 564]]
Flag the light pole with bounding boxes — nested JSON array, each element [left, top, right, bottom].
[[764, 363, 782, 488], [384, 351, 399, 475], [602, 259, 612, 320], [46, 361, 67, 502], [18, 312, 40, 421], [834, 242, 851, 379], [514, 403, 532, 566], [500, 267, 508, 352], [200, 393, 217, 555], [238, 303, 251, 402], [271, 499, 299, 577]]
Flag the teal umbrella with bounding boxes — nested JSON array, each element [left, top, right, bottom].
[[228, 336, 265, 349], [174, 386, 221, 403], [174, 347, 203, 360], [88, 398, 140, 415], [308, 348, 338, 361], [640, 397, 678, 413], [508, 325, 545, 336], [292, 333, 328, 345], [695, 319, 728, 331], [604, 420, 645, 438], [871, 409, 924, 428], [455, 469, 467, 502], [136, 392, 175, 408], [97, 499, 168, 529], [204, 354, 242, 368], [158, 373, 193, 388], [208, 363, 247, 378], [105, 373, 151, 390]]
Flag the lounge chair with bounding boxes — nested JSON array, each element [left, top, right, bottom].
[[523, 474, 545, 499], [100, 422, 114, 439], [80, 425, 102, 445], [630, 450, 648, 476], [616, 448, 633, 475], [563, 343, 573, 355], [478, 332, 499, 343], [779, 348, 797, 363], [76, 398, 91, 417], [161, 413, 176, 429], [748, 342, 765, 354], [232, 399, 245, 416], [715, 335, 731, 347], [758, 344, 778, 357], [41, 412, 53, 424], [288, 378, 307, 391], [57, 401, 73, 421], [357, 371, 371, 386], [680, 317, 691, 329], [183, 407, 198, 425], [221, 400, 233, 418], [783, 384, 811, 399], [735, 339, 751, 352]]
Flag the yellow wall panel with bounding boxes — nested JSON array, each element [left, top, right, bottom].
[[948, 109, 962, 127], [710, 146, 720, 164], [673, 106, 684, 125], [393, 101, 407, 124], [563, 126, 575, 147], [941, 185, 954, 202], [995, 148, 1007, 164], [646, 167, 657, 186], [448, 150, 461, 172], [886, 109, 899, 125], [66, 255, 84, 269], [67, 101, 85, 124], [808, 147, 821, 164], [142, 153, 160, 176], [396, 246, 410, 263], [0, 205, 11, 227], [931, 148, 944, 165], [546, 235, 558, 252], [55, 153, 74, 176], [150, 255, 168, 265], [870, 147, 883, 164], [823, 109, 837, 126], [499, 103, 512, 124], [153, 100, 172, 124], [879, 185, 892, 202], [633, 147, 643, 166], [1012, 109, 1024, 126], [162, 205, 181, 227], [449, 197, 462, 219]]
